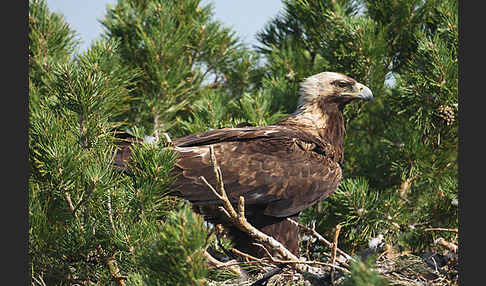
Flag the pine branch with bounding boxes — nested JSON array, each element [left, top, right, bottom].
[[97, 245, 126, 286], [106, 256, 127, 286], [64, 192, 83, 229], [107, 188, 115, 230], [72, 183, 95, 215]]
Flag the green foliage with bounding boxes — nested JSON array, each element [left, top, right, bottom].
[[28, 2, 206, 283], [392, 1, 458, 143], [133, 204, 210, 286], [340, 257, 390, 286], [125, 139, 180, 220], [101, 0, 257, 134], [235, 90, 289, 126], [364, 0, 436, 73], [174, 86, 288, 137], [257, 0, 389, 95], [173, 90, 242, 136], [29, 0, 458, 284], [304, 178, 397, 251], [29, 40, 139, 282], [29, 0, 80, 90]]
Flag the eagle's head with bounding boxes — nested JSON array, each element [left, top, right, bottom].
[[296, 72, 373, 113]]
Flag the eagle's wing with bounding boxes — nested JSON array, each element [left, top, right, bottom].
[[172, 126, 342, 217]]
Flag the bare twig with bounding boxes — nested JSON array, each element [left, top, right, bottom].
[[65, 192, 83, 229], [331, 224, 342, 266], [162, 132, 175, 147], [424, 228, 458, 234], [330, 224, 342, 285], [106, 256, 126, 286], [96, 245, 126, 286], [287, 218, 354, 263], [204, 250, 244, 276], [434, 237, 458, 253], [199, 176, 232, 219], [64, 192, 76, 214], [73, 183, 95, 214], [254, 243, 350, 274], [232, 248, 264, 263], [231, 248, 274, 271], [107, 189, 115, 230]]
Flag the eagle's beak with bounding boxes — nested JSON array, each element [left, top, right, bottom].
[[356, 83, 373, 102]]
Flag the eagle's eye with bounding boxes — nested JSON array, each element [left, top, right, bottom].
[[333, 80, 350, 88]]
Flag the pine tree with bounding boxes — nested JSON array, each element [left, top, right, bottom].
[[29, 1, 210, 285], [100, 0, 259, 138], [256, 0, 458, 258]]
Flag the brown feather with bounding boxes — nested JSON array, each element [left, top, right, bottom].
[[170, 126, 341, 218]]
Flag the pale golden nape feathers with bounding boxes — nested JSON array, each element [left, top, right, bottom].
[[276, 71, 373, 162], [294, 71, 372, 116]]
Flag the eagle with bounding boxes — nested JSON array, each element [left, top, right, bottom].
[[115, 71, 373, 257]]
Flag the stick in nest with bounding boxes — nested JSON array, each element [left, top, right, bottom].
[[204, 250, 244, 277], [287, 218, 354, 265], [162, 132, 175, 147], [434, 237, 458, 253], [330, 224, 342, 285], [254, 243, 350, 274], [424, 228, 458, 234]]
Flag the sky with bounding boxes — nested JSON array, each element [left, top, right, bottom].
[[46, 0, 284, 52]]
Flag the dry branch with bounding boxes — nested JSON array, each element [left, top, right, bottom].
[[232, 248, 265, 263], [331, 224, 342, 267], [106, 257, 127, 286], [330, 224, 342, 285], [204, 250, 244, 276], [287, 218, 354, 264], [424, 228, 458, 234], [65, 192, 83, 230], [162, 132, 175, 147], [65, 192, 76, 213], [97, 245, 126, 286], [255, 243, 350, 274], [434, 237, 458, 253]]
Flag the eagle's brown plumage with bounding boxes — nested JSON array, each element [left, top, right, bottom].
[[115, 72, 373, 257]]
